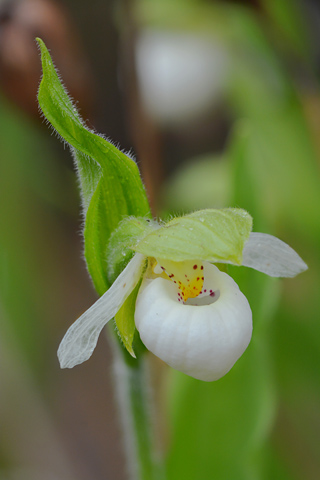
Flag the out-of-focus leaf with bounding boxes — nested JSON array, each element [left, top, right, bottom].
[[227, 122, 265, 228], [261, 0, 311, 60], [0, 94, 75, 368], [37, 38, 151, 294], [223, 6, 320, 240], [227, 114, 320, 241], [161, 154, 231, 213]]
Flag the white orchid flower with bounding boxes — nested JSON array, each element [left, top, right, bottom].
[[58, 210, 307, 381]]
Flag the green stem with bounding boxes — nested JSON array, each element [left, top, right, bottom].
[[127, 358, 157, 479], [111, 331, 163, 480]]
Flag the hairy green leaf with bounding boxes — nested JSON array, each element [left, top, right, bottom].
[[37, 38, 151, 295]]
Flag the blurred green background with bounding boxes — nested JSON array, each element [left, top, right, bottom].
[[0, 0, 319, 479]]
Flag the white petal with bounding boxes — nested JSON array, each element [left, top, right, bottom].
[[135, 263, 252, 381], [58, 253, 145, 368], [242, 232, 308, 277]]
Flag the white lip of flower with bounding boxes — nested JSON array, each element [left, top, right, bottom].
[[57, 232, 307, 381], [135, 262, 252, 381]]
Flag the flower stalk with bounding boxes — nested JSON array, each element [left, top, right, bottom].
[[112, 333, 162, 480]]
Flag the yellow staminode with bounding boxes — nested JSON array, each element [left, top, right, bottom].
[[156, 259, 204, 302]]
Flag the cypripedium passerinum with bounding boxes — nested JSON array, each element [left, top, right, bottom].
[[35, 40, 307, 382], [58, 209, 307, 381]]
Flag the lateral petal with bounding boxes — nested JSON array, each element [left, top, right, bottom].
[[242, 232, 308, 277], [58, 253, 145, 368]]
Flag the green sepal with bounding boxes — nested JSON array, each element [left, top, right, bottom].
[[133, 208, 252, 265], [115, 278, 143, 357], [36, 38, 151, 295], [106, 216, 158, 285]]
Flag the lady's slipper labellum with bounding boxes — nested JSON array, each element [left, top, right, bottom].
[[135, 262, 252, 381], [57, 208, 307, 381]]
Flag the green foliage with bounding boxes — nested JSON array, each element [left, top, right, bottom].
[[260, 0, 311, 59], [134, 208, 252, 265], [37, 38, 151, 295], [0, 95, 61, 368], [161, 153, 231, 213]]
